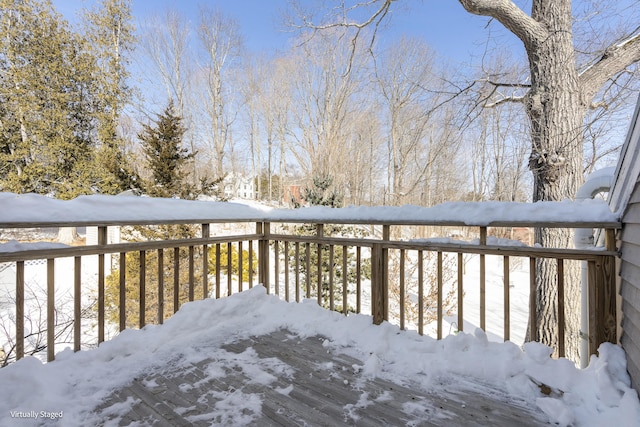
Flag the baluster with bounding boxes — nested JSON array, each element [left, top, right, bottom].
[[399, 249, 405, 330], [202, 224, 210, 299], [47, 258, 55, 361], [173, 247, 179, 312], [504, 256, 510, 342], [342, 245, 348, 315], [479, 226, 487, 331], [329, 244, 334, 311], [16, 261, 24, 360], [437, 251, 443, 340], [158, 249, 164, 324], [120, 252, 127, 331], [227, 242, 232, 296], [457, 252, 464, 333], [529, 257, 537, 342], [295, 242, 300, 302], [557, 258, 565, 358], [74, 256, 81, 351], [139, 250, 146, 329], [188, 246, 195, 301], [418, 250, 424, 336]]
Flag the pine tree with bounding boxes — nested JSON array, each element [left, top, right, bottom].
[[289, 176, 370, 311], [105, 100, 203, 328], [139, 99, 195, 199], [0, 0, 102, 199]]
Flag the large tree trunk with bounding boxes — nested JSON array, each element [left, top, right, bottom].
[[524, 1, 584, 361]]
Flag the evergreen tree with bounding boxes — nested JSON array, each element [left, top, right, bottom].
[[106, 100, 203, 329], [289, 176, 370, 311], [0, 0, 102, 199], [139, 99, 195, 199]]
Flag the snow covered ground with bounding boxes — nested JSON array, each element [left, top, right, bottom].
[[0, 193, 637, 426]]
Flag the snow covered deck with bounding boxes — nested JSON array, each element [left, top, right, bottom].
[[97, 328, 550, 426], [4, 288, 636, 426]]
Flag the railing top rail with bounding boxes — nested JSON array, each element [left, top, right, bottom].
[[0, 218, 622, 229], [0, 193, 620, 229], [264, 218, 621, 229], [0, 218, 263, 229]]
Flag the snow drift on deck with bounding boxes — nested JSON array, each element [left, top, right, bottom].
[[0, 287, 638, 426]]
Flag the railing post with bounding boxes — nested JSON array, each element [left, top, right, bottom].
[[258, 222, 270, 292], [382, 225, 390, 322], [588, 228, 618, 355], [371, 242, 385, 325], [604, 229, 618, 345]]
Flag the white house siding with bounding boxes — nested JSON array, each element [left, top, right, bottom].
[[620, 178, 640, 391], [609, 93, 640, 392]]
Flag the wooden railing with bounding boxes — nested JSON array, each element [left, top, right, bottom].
[[0, 217, 619, 365]]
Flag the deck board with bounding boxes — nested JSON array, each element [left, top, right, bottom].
[[95, 329, 550, 426]]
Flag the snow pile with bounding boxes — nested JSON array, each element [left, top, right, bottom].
[[0, 287, 637, 426], [0, 192, 619, 225]]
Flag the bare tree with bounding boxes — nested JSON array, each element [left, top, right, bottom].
[[139, 10, 191, 113], [288, 28, 369, 195], [342, 106, 384, 205], [293, 0, 640, 362], [374, 37, 439, 205], [138, 9, 197, 182], [1, 281, 96, 367], [196, 6, 244, 182], [458, 0, 640, 361], [245, 55, 295, 203]]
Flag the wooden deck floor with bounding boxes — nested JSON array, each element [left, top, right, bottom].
[[95, 329, 551, 426]]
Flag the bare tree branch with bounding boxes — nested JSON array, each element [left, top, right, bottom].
[[293, 0, 393, 30], [457, 0, 546, 49], [579, 32, 640, 101], [485, 96, 525, 107]]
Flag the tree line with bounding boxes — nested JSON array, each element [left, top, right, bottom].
[[4, 0, 636, 207], [2, 0, 640, 364]]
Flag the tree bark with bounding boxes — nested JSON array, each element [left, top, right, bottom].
[[525, 1, 584, 360], [458, 0, 640, 362]]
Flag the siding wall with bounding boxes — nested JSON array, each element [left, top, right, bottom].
[[613, 94, 640, 392], [620, 178, 640, 390]]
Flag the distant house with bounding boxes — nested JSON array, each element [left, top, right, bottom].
[[608, 92, 640, 391], [284, 184, 303, 207], [223, 174, 256, 200]]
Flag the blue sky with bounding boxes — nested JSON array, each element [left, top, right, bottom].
[[51, 0, 522, 64]]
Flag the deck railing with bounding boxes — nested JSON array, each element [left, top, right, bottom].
[[0, 216, 619, 366]]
